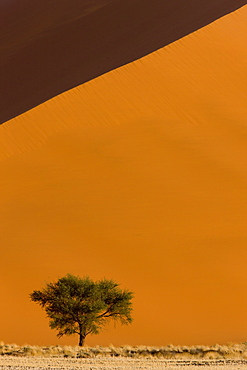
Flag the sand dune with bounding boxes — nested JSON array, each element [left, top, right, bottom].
[[0, 0, 246, 124], [0, 3, 247, 347]]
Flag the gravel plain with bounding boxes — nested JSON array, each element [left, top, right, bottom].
[[1, 357, 247, 370]]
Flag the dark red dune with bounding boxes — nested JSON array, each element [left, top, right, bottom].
[[0, 0, 246, 124]]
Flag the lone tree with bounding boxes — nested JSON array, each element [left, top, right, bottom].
[[30, 274, 133, 346]]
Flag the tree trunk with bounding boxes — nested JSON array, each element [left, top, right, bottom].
[[79, 333, 85, 347]]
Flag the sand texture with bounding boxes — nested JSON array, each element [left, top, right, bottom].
[[1, 357, 247, 370], [0, 1, 247, 347], [0, 0, 245, 123]]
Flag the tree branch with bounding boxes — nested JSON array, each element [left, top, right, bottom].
[[96, 304, 115, 319]]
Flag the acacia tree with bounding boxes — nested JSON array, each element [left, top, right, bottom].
[[30, 274, 133, 346]]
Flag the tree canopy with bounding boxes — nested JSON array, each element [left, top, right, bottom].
[[30, 274, 134, 346]]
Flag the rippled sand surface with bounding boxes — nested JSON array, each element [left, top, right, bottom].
[[1, 357, 247, 370], [1, 0, 244, 123], [1, 3, 247, 347]]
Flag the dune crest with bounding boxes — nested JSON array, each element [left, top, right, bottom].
[[0, 0, 246, 124], [0, 5, 247, 346]]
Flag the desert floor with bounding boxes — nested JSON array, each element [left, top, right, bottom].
[[1, 357, 247, 370]]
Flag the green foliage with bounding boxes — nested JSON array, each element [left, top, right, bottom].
[[30, 274, 134, 346]]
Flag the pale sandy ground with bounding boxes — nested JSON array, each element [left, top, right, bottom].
[[0, 5, 247, 346], [1, 357, 247, 370]]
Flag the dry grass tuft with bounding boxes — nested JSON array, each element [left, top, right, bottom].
[[1, 342, 247, 359]]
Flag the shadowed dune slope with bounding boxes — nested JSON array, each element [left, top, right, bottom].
[[0, 6, 246, 346], [0, 0, 246, 124]]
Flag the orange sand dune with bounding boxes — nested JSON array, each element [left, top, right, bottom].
[[0, 6, 247, 346], [0, 0, 246, 124]]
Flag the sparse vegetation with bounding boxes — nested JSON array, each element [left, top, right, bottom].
[[1, 342, 247, 359], [30, 274, 134, 346]]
